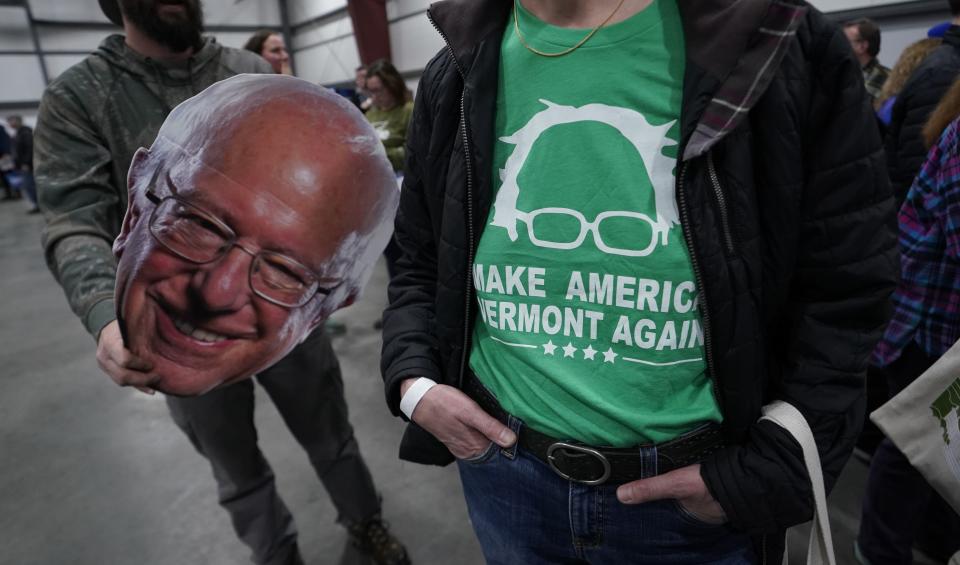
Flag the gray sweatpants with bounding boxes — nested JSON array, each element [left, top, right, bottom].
[[166, 328, 380, 565]]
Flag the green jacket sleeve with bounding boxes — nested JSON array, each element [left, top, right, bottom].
[[35, 81, 122, 339]]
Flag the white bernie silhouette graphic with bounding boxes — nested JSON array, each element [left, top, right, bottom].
[[491, 99, 679, 257]]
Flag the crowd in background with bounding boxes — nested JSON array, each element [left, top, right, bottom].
[[6, 1, 960, 564], [0, 115, 37, 214], [844, 13, 960, 565]]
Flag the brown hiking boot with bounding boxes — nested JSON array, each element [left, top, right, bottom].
[[346, 514, 410, 565]]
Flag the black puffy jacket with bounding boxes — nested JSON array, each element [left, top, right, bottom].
[[382, 0, 897, 559], [887, 26, 960, 204]]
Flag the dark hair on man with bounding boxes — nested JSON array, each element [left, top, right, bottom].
[[951, 0, 960, 16], [243, 29, 277, 55], [845, 19, 882, 58], [366, 59, 409, 104]]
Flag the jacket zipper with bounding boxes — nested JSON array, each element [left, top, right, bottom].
[[707, 151, 735, 254], [457, 94, 476, 389], [677, 161, 722, 411], [427, 11, 475, 389]]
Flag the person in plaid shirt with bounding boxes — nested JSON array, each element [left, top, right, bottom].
[[859, 78, 960, 565], [845, 18, 891, 104]]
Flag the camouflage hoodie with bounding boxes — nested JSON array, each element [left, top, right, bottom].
[[35, 35, 271, 338]]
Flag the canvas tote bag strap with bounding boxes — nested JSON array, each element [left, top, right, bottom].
[[760, 400, 837, 565]]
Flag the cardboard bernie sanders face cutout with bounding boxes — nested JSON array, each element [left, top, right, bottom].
[[113, 74, 398, 396]]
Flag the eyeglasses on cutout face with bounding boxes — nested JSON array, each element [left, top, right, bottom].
[[144, 190, 340, 309]]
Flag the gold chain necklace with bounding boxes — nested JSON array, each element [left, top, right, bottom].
[[513, 0, 628, 58]]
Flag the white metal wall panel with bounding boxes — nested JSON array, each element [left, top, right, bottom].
[[28, 0, 110, 22], [203, 0, 281, 26], [292, 12, 353, 51], [876, 14, 948, 68], [37, 28, 111, 52], [389, 11, 443, 73], [27, 0, 278, 25], [386, 0, 430, 20], [288, 0, 347, 27], [292, 4, 441, 84], [295, 35, 359, 84], [0, 55, 46, 102], [808, 0, 938, 12], [0, 7, 33, 51], [1, 0, 953, 104]]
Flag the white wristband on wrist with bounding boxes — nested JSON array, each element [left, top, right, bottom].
[[399, 377, 437, 420]]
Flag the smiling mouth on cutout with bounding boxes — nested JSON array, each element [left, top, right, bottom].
[[151, 298, 251, 355], [171, 316, 229, 343]]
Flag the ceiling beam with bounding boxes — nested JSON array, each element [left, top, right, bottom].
[[278, 0, 297, 75], [825, 0, 948, 22], [0, 49, 94, 56], [23, 1, 50, 85], [30, 18, 268, 33], [0, 100, 40, 110]]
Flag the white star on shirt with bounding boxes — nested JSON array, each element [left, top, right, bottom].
[[582, 345, 597, 360], [542, 340, 557, 355], [562, 343, 577, 358], [603, 348, 618, 364]]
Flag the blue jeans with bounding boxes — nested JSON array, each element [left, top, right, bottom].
[[166, 328, 380, 565], [18, 170, 36, 207], [457, 416, 755, 565]]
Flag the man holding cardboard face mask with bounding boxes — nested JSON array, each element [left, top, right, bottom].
[[33, 1, 410, 563]]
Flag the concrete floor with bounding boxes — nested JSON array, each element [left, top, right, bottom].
[[0, 198, 925, 565]]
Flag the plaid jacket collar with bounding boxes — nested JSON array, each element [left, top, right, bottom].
[[428, 0, 808, 161], [681, 1, 807, 159]]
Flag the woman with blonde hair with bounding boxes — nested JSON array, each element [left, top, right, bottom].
[[875, 37, 941, 125], [922, 75, 960, 147], [858, 75, 960, 565]]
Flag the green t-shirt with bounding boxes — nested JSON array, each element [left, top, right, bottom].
[[469, 0, 721, 447]]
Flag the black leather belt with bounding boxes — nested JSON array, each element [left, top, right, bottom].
[[464, 372, 724, 485]]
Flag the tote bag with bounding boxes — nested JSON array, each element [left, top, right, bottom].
[[761, 401, 836, 565], [870, 338, 960, 514]]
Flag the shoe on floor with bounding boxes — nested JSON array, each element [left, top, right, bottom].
[[346, 514, 410, 565]]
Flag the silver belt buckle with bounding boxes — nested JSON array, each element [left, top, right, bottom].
[[546, 442, 611, 485]]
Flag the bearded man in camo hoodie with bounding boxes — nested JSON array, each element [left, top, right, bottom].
[[33, 1, 409, 564]]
